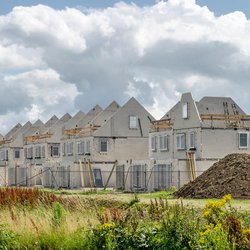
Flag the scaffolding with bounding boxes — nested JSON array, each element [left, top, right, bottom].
[[63, 124, 101, 136], [150, 119, 173, 132], [25, 133, 52, 143], [200, 114, 250, 128], [0, 139, 12, 146]]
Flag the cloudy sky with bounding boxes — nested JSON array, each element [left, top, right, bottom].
[[0, 0, 250, 134]]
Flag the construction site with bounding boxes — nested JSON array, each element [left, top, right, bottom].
[[0, 93, 250, 197]]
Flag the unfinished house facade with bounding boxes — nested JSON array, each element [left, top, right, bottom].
[[21, 114, 73, 187], [61, 98, 155, 190], [149, 92, 250, 189], [0, 122, 32, 186]]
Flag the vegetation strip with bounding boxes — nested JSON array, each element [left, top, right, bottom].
[[0, 188, 249, 249]]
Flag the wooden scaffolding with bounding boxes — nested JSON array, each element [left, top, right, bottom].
[[150, 119, 173, 132], [25, 133, 52, 143], [63, 124, 100, 136], [200, 114, 250, 128]]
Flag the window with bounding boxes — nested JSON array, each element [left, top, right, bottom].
[[86, 141, 90, 154], [27, 147, 33, 159], [182, 103, 188, 119], [77, 141, 85, 155], [151, 136, 157, 151], [41, 146, 46, 158], [176, 133, 186, 150], [100, 138, 108, 153], [35, 146, 41, 158], [0, 150, 6, 161], [159, 135, 168, 151], [189, 132, 195, 149], [67, 142, 74, 155], [129, 115, 137, 129], [5, 150, 8, 161], [239, 132, 248, 149], [62, 143, 66, 156], [51, 146, 59, 157], [14, 149, 20, 159]]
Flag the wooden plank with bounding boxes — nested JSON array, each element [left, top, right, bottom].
[[64, 125, 101, 136], [201, 114, 250, 121], [25, 133, 52, 143], [0, 139, 11, 146], [104, 160, 117, 190]]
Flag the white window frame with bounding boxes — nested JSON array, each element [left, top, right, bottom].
[[0, 150, 5, 161], [41, 146, 46, 158], [159, 135, 168, 151], [27, 147, 33, 159], [129, 115, 138, 129], [151, 136, 157, 152], [62, 143, 66, 156], [182, 102, 188, 119], [77, 141, 85, 155], [176, 133, 186, 150], [100, 138, 108, 153], [86, 141, 90, 154], [35, 146, 41, 158], [239, 132, 249, 149], [189, 132, 195, 149], [67, 142, 74, 156]]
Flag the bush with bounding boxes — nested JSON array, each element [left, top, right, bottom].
[[86, 196, 250, 250]]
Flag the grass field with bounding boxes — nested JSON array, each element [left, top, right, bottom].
[[0, 188, 249, 249], [52, 188, 250, 211]]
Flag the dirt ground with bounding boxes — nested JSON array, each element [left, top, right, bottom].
[[174, 153, 250, 199]]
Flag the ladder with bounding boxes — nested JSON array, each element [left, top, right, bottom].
[[186, 151, 197, 181]]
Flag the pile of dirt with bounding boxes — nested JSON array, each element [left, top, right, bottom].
[[174, 153, 250, 199]]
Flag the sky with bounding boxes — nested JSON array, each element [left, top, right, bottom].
[[0, 0, 250, 134]]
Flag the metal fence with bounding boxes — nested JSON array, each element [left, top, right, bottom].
[[0, 164, 204, 191]]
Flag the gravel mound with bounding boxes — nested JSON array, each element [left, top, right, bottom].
[[174, 153, 250, 199]]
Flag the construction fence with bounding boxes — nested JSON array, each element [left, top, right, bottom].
[[0, 164, 204, 192]]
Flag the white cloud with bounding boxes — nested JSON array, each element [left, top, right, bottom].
[[0, 0, 250, 134]]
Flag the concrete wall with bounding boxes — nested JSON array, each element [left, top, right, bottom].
[[201, 128, 250, 159]]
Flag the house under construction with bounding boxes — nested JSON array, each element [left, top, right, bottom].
[[0, 93, 249, 191], [149, 92, 250, 189]]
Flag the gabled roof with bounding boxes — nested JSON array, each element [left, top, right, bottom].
[[76, 105, 103, 128], [32, 119, 44, 127], [196, 96, 245, 115], [4, 123, 22, 139], [45, 115, 59, 127], [93, 97, 155, 137], [10, 121, 33, 147], [91, 101, 120, 127], [64, 111, 85, 130], [23, 119, 44, 137], [60, 113, 72, 122], [46, 114, 74, 143]]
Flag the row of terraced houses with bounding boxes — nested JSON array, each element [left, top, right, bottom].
[[0, 93, 249, 191]]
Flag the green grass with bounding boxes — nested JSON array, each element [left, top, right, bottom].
[[0, 188, 249, 249]]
